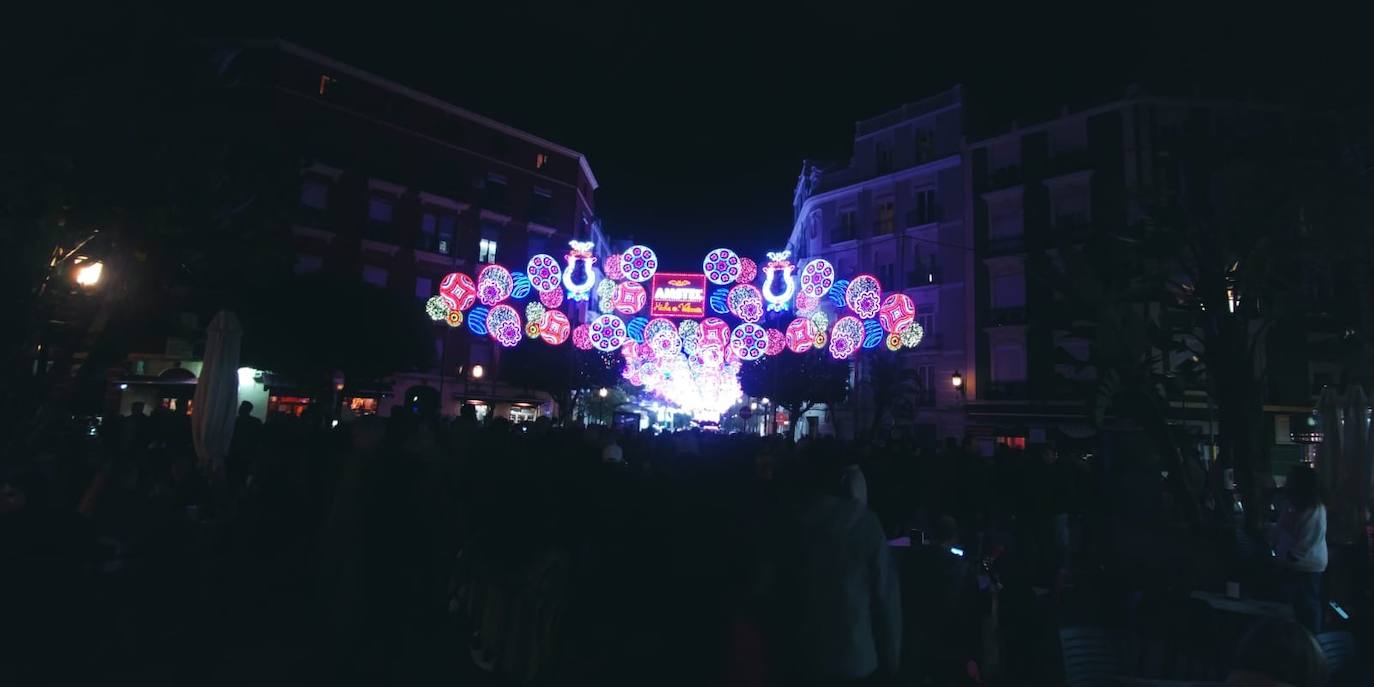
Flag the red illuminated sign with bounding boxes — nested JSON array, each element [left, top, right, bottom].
[[650, 273, 707, 318]]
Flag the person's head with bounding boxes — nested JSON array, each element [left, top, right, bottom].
[[238, 401, 254, 417], [933, 515, 959, 547], [131, 402, 146, 416], [1228, 619, 1326, 687], [1286, 464, 1322, 511]]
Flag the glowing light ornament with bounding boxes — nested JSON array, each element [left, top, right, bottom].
[[620, 244, 659, 283], [786, 317, 817, 353], [885, 333, 903, 351], [446, 310, 464, 328], [612, 281, 647, 314], [510, 272, 532, 299], [643, 317, 677, 346], [526, 254, 563, 293], [589, 313, 628, 352], [539, 288, 563, 309], [467, 305, 490, 335], [761, 250, 796, 312], [794, 291, 820, 316], [845, 275, 883, 319], [538, 310, 571, 345], [603, 253, 625, 280], [900, 321, 925, 349], [596, 279, 617, 299], [572, 324, 593, 350], [425, 295, 451, 321], [809, 310, 830, 333], [764, 328, 786, 356], [878, 293, 916, 333], [799, 258, 835, 298], [477, 264, 513, 306], [730, 323, 768, 361], [598, 294, 615, 315], [679, 319, 702, 354], [486, 304, 523, 348], [526, 321, 541, 339], [829, 316, 864, 360], [703, 248, 742, 285], [829, 279, 851, 308], [525, 302, 546, 324], [562, 240, 598, 301], [648, 323, 682, 357], [439, 272, 478, 311], [862, 319, 885, 349], [709, 288, 730, 315], [701, 317, 731, 350], [626, 316, 649, 342], [727, 284, 764, 323], [736, 257, 757, 284]]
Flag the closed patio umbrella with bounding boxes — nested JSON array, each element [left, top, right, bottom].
[[192, 310, 243, 477]]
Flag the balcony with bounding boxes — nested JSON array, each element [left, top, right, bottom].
[[1049, 148, 1090, 176], [914, 388, 937, 406], [983, 381, 1028, 400], [905, 206, 942, 227], [987, 306, 1027, 326], [907, 267, 942, 287], [986, 165, 1022, 190], [1055, 214, 1094, 241], [295, 205, 331, 231], [986, 235, 1026, 255]]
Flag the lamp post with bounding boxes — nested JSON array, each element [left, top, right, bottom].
[[74, 260, 103, 287], [952, 370, 964, 397], [470, 364, 487, 423]]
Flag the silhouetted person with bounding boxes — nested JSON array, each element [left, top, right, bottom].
[[228, 401, 263, 492], [1271, 465, 1327, 632], [900, 515, 981, 684]]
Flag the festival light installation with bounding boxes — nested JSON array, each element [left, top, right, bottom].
[[786, 317, 817, 353], [446, 310, 464, 328], [845, 275, 883, 319], [900, 321, 925, 348], [425, 295, 450, 321], [612, 281, 647, 314], [572, 324, 592, 350], [539, 288, 563, 309], [589, 313, 628, 352], [487, 304, 523, 347], [727, 284, 764, 323], [562, 240, 597, 301], [729, 322, 768, 361], [737, 257, 757, 284], [620, 244, 659, 283], [799, 258, 835, 298], [878, 293, 916, 334], [703, 248, 742, 285], [439, 272, 478, 311], [829, 315, 864, 360], [701, 317, 730, 350], [761, 250, 796, 312], [764, 328, 786, 356], [477, 264, 513, 306], [538, 310, 571, 345], [603, 252, 625, 280], [526, 254, 562, 293]]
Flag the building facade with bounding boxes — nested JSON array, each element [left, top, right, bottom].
[[786, 87, 968, 441]]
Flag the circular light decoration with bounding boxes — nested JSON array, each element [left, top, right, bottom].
[[878, 293, 916, 334], [562, 240, 597, 301], [446, 310, 464, 328], [736, 257, 757, 284], [539, 287, 564, 309], [510, 271, 532, 300], [845, 275, 883, 319], [612, 281, 647, 314], [679, 319, 702, 354], [425, 295, 451, 321], [538, 310, 571, 345], [814, 330, 828, 348], [700, 317, 731, 350], [486, 304, 523, 347], [603, 252, 624, 280], [764, 328, 786, 356], [439, 272, 478, 311], [794, 291, 819, 316], [862, 318, 885, 349], [727, 284, 764, 323], [589, 313, 628, 352], [900, 321, 925, 349], [809, 310, 830, 333], [799, 258, 835, 298], [572, 324, 593, 350], [829, 279, 851, 308], [620, 245, 659, 283], [596, 279, 617, 299], [598, 293, 615, 315], [525, 321, 541, 339], [730, 322, 768, 361], [643, 317, 676, 345], [467, 305, 490, 336], [703, 248, 742, 285], [649, 324, 682, 357], [477, 264, 513, 306], [786, 317, 817, 353], [885, 333, 903, 351], [709, 287, 730, 315], [525, 302, 546, 324], [761, 250, 796, 312], [526, 254, 563, 293], [829, 316, 864, 360], [626, 316, 649, 343]]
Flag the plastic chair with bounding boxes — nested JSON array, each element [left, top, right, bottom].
[[1061, 626, 1122, 687], [1316, 631, 1357, 680]]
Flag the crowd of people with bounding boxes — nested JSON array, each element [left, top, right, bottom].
[[0, 401, 1353, 685]]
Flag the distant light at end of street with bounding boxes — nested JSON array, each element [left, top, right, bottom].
[[75, 261, 103, 287], [471, 364, 484, 379], [598, 387, 609, 398]]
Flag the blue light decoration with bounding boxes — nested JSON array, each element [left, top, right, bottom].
[[861, 318, 885, 349], [510, 271, 532, 299], [626, 316, 649, 343], [562, 240, 597, 301], [467, 305, 490, 336], [761, 250, 796, 312], [829, 279, 850, 308], [709, 287, 731, 315]]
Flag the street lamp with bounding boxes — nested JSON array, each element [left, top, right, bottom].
[[74, 260, 103, 287], [951, 370, 964, 396], [471, 364, 485, 379], [598, 387, 609, 398]]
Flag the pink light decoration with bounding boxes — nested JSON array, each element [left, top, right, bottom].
[[729, 322, 768, 361], [786, 317, 817, 353], [526, 254, 563, 293], [844, 274, 882, 319], [477, 264, 514, 306], [539, 288, 564, 309], [794, 291, 819, 316], [538, 310, 571, 345], [799, 258, 835, 298], [649, 325, 682, 356], [589, 313, 628, 352], [703, 248, 742, 285], [764, 328, 786, 356], [701, 317, 730, 350], [643, 317, 676, 344], [726, 284, 764, 323], [878, 293, 916, 334], [620, 245, 659, 282], [611, 281, 647, 314], [603, 253, 624, 280], [486, 304, 523, 347], [829, 315, 864, 360], [736, 257, 757, 284], [439, 272, 478, 311], [572, 324, 592, 350]]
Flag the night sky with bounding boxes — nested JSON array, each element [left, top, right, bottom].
[[15, 3, 1365, 265]]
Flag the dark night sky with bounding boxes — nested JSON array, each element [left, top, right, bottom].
[[15, 3, 1366, 264]]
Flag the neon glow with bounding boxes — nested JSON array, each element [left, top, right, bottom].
[[700, 317, 730, 350], [764, 328, 786, 356], [603, 253, 624, 280], [736, 257, 757, 284], [703, 248, 742, 285], [486, 304, 523, 347], [539, 288, 564, 309], [829, 315, 864, 360], [620, 245, 659, 283], [729, 322, 768, 361], [799, 258, 835, 298], [589, 313, 628, 352], [649, 273, 707, 318], [526, 254, 562, 293], [679, 319, 702, 354], [862, 319, 884, 349], [425, 295, 450, 321], [467, 306, 489, 335], [726, 284, 764, 323], [446, 310, 464, 328], [612, 281, 648, 314], [845, 275, 882, 319], [538, 310, 571, 345], [562, 240, 597, 301], [900, 321, 925, 348], [525, 302, 546, 323], [477, 264, 513, 306], [761, 250, 796, 312], [439, 272, 477, 311], [786, 317, 817, 353], [572, 324, 592, 350], [878, 293, 916, 333]]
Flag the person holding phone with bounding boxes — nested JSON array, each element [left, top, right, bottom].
[[1271, 465, 1327, 632]]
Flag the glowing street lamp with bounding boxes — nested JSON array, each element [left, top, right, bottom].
[[470, 364, 485, 379], [598, 387, 609, 398], [74, 260, 103, 287], [952, 370, 964, 396]]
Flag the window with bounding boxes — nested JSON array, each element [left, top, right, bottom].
[[318, 74, 336, 96], [368, 196, 394, 223], [876, 142, 893, 173], [991, 272, 1025, 308], [535, 152, 549, 170], [1050, 182, 1091, 231], [915, 364, 935, 405], [362, 265, 388, 288], [917, 313, 934, 336], [300, 179, 329, 209], [294, 254, 323, 275], [415, 276, 433, 299], [992, 344, 1027, 381], [478, 232, 498, 263], [874, 198, 895, 234], [877, 262, 894, 286], [915, 128, 935, 162], [418, 211, 457, 255], [987, 199, 1024, 238], [529, 187, 552, 224], [834, 209, 857, 243], [482, 173, 508, 211], [912, 187, 937, 225]]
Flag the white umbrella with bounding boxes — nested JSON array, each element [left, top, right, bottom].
[[192, 310, 243, 476]]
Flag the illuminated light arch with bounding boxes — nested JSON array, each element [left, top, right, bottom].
[[786, 317, 817, 353], [526, 254, 563, 293], [703, 248, 742, 285], [538, 310, 571, 345], [487, 304, 523, 347], [799, 258, 835, 298], [620, 245, 659, 282], [612, 281, 648, 314], [439, 272, 478, 311], [562, 240, 597, 301], [845, 275, 883, 319], [589, 313, 628, 352], [730, 322, 768, 361], [477, 264, 514, 306], [829, 315, 864, 360], [727, 284, 764, 323], [700, 317, 730, 350], [761, 250, 796, 312], [878, 293, 916, 333]]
